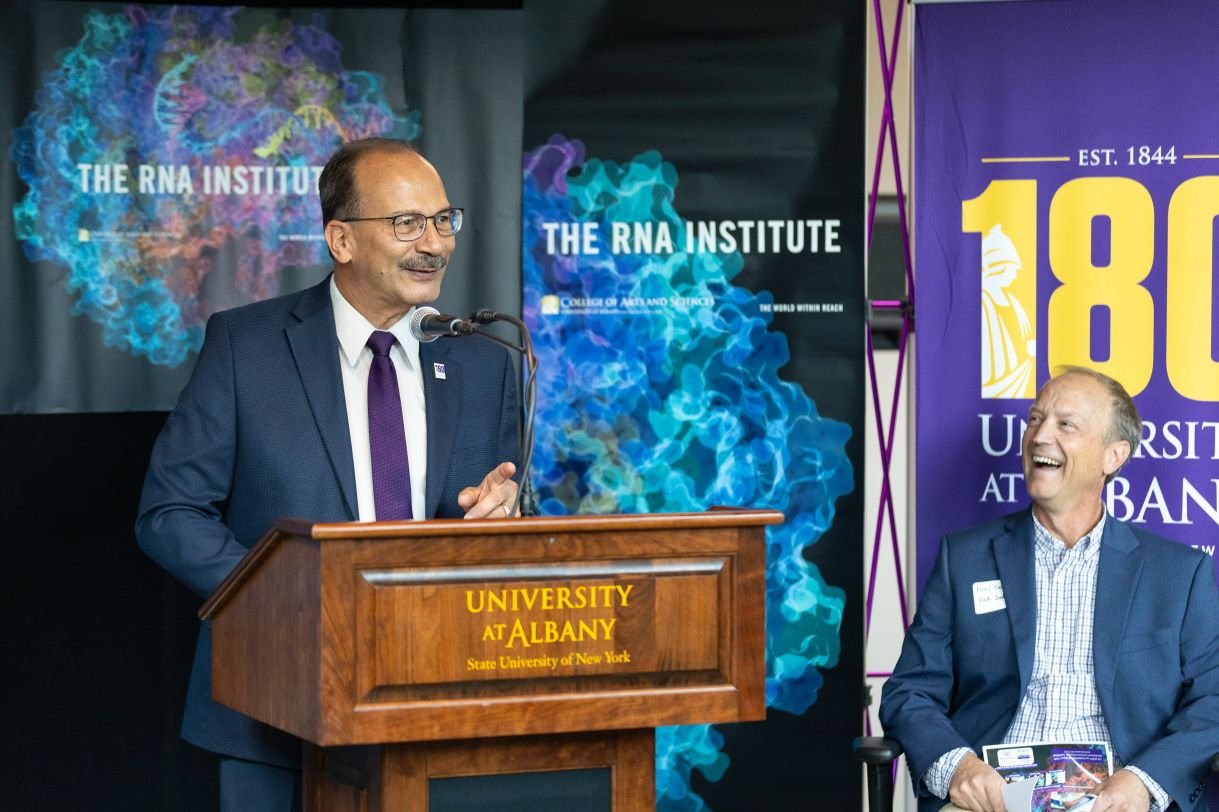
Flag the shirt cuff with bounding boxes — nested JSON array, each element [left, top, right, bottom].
[[923, 747, 973, 799], [1121, 765, 1170, 812]]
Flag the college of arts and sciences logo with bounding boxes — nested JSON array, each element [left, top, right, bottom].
[[980, 223, 1037, 398]]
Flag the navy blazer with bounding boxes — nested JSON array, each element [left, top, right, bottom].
[[880, 509, 1219, 812], [136, 276, 519, 766]]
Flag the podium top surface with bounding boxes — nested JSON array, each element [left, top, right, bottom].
[[278, 507, 784, 540]]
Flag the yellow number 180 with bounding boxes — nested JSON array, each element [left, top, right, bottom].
[[962, 176, 1219, 400]]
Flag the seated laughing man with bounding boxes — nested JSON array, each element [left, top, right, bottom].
[[880, 366, 1219, 812]]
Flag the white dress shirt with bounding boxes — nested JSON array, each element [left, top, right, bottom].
[[330, 277, 427, 521]]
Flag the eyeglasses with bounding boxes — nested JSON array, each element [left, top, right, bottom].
[[341, 207, 464, 241]]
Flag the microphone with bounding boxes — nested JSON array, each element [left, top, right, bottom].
[[408, 306, 477, 343]]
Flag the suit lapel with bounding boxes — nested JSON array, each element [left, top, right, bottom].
[[285, 279, 358, 520], [420, 339, 461, 518], [1093, 519, 1142, 699], [994, 511, 1038, 694]]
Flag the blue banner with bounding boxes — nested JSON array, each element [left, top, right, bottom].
[[523, 2, 865, 807]]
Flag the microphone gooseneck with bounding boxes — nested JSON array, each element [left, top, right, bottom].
[[467, 308, 539, 517]]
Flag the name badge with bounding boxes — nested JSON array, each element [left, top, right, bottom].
[[972, 580, 1006, 614]]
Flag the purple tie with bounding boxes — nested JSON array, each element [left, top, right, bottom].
[[367, 331, 413, 520]]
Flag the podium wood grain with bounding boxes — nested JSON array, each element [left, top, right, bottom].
[[201, 509, 779, 810]]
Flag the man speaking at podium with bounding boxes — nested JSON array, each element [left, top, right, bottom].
[[136, 138, 520, 810], [881, 367, 1219, 812]]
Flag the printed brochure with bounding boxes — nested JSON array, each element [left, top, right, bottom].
[[981, 741, 1111, 811]]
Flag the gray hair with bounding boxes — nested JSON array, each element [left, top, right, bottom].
[[1050, 365, 1141, 481]]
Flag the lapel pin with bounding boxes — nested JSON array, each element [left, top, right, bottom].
[[433, 362, 447, 380]]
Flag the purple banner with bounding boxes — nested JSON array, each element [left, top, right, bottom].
[[915, 0, 1219, 593]]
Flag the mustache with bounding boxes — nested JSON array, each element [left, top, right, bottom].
[[399, 255, 447, 271]]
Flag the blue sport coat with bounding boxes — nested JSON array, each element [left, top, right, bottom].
[[136, 276, 519, 766], [880, 509, 1219, 812]]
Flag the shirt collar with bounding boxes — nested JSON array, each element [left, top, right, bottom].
[[329, 275, 421, 369], [1031, 508, 1106, 558]]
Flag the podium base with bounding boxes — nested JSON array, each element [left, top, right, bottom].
[[304, 729, 655, 811]]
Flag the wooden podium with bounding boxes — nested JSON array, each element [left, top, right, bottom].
[[199, 509, 781, 811]]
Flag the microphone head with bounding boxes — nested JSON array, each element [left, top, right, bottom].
[[408, 306, 442, 343]]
